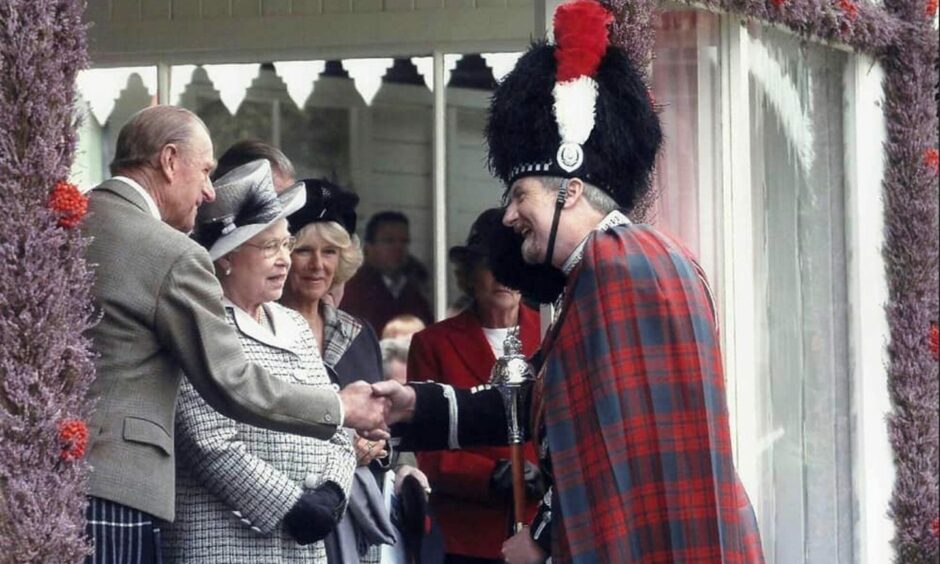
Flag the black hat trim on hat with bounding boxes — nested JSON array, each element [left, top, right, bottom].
[[287, 178, 360, 235]]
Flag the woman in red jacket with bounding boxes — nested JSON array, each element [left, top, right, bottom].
[[407, 208, 543, 564]]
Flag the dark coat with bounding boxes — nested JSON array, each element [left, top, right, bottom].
[[341, 264, 434, 334]]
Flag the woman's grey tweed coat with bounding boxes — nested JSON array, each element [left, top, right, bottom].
[[162, 300, 356, 563]]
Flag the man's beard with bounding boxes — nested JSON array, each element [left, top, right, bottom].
[[520, 236, 542, 265]]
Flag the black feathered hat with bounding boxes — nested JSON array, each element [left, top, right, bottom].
[[287, 178, 360, 236], [485, 0, 662, 210]]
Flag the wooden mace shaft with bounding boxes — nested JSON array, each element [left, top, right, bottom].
[[510, 442, 526, 533]]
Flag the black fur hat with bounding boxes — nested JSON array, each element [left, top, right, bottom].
[[480, 0, 661, 303], [485, 8, 662, 210]]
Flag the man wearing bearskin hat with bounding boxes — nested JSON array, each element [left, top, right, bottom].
[[382, 1, 764, 562]]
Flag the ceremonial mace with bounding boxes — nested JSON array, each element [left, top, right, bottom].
[[488, 327, 535, 533]]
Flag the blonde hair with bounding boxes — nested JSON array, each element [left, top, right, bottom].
[[381, 314, 426, 340], [293, 221, 364, 286]]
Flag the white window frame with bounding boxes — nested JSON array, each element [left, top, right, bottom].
[[716, 15, 894, 564]]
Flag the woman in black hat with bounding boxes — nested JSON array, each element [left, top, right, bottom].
[[282, 178, 429, 564]]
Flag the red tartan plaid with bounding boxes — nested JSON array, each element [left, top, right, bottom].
[[541, 224, 763, 563]]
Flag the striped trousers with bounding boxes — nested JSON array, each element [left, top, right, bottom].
[[85, 497, 163, 564]]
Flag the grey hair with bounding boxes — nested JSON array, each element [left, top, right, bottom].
[[533, 175, 618, 215], [110, 106, 207, 175], [293, 221, 364, 286]]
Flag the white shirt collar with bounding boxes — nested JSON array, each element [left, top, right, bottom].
[[560, 210, 632, 275], [112, 176, 161, 220]]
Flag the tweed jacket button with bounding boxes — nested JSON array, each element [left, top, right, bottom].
[[232, 510, 243, 518], [304, 474, 319, 489], [240, 518, 252, 526], [251, 526, 262, 533]]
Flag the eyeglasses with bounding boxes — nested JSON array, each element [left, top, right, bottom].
[[243, 236, 296, 258]]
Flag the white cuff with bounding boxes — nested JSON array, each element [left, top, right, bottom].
[[334, 387, 345, 428]]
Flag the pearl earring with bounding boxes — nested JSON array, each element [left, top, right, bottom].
[[224, 266, 232, 276]]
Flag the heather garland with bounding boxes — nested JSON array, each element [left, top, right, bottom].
[[0, 0, 95, 562], [603, 0, 939, 560]]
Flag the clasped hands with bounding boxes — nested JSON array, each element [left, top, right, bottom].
[[337, 379, 416, 441]]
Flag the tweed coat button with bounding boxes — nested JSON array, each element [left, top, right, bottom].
[[240, 518, 252, 526], [304, 474, 319, 489], [251, 526, 262, 533], [232, 510, 243, 518]]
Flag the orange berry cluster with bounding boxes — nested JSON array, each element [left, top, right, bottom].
[[48, 180, 88, 229]]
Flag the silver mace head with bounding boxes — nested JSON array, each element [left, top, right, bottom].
[[489, 327, 535, 388], [488, 327, 535, 444]]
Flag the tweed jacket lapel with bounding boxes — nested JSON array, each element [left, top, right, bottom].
[[445, 310, 495, 386], [224, 299, 303, 358]]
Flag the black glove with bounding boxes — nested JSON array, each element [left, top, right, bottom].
[[490, 459, 545, 501], [283, 481, 345, 545]]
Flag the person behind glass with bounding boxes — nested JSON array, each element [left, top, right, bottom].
[[342, 211, 434, 332], [407, 208, 544, 564], [378, 333, 425, 489], [381, 314, 427, 341], [162, 160, 356, 563], [380, 337, 410, 386], [282, 178, 428, 563]]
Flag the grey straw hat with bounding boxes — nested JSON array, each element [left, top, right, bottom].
[[192, 159, 306, 260]]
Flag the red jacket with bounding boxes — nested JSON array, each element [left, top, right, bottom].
[[408, 306, 541, 558]]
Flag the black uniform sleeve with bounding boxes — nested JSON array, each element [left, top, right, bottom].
[[393, 381, 534, 451]]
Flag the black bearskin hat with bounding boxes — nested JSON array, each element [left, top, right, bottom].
[[482, 0, 662, 304], [485, 5, 662, 210]]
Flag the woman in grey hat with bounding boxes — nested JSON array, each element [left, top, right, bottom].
[[162, 160, 356, 563]]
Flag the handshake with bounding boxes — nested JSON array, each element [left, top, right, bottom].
[[337, 380, 416, 440]]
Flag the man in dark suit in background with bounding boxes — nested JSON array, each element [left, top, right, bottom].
[[81, 105, 391, 564], [342, 211, 434, 333]]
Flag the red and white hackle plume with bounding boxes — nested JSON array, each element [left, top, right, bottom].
[[552, 0, 613, 172]]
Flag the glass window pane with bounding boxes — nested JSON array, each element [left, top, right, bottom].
[[651, 10, 723, 293], [746, 26, 852, 564]]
